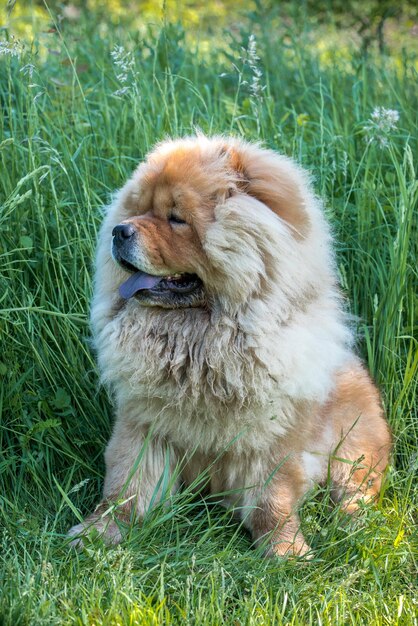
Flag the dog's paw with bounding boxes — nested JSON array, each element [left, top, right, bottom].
[[67, 515, 123, 549], [263, 535, 313, 560]]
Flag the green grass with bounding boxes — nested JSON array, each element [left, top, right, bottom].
[[1, 4, 417, 624]]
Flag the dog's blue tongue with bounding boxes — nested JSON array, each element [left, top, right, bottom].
[[119, 271, 161, 299]]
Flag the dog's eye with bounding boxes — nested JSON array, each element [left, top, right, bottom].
[[169, 214, 186, 225]]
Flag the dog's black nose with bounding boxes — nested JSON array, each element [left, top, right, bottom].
[[112, 224, 136, 240]]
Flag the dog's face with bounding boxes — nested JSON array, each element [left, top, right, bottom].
[[111, 137, 310, 310]]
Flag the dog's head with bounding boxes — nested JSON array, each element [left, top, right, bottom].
[[108, 136, 317, 312]]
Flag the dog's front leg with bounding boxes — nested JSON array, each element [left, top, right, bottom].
[[242, 460, 311, 558], [68, 415, 178, 547]]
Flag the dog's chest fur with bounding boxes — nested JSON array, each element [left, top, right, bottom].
[[96, 303, 304, 451]]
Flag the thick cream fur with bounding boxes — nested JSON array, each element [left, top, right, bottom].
[[69, 136, 391, 555]]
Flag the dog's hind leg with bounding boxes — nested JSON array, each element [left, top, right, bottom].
[[329, 429, 390, 514], [324, 363, 392, 514]]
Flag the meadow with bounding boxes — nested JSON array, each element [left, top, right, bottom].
[[0, 2, 417, 624]]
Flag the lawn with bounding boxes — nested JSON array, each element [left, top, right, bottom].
[[0, 2, 417, 624]]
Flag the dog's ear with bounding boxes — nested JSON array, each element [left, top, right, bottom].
[[225, 144, 310, 239]]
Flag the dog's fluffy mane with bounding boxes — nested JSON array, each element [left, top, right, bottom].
[[91, 136, 353, 451]]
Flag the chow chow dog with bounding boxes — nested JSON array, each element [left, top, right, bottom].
[[68, 135, 391, 556]]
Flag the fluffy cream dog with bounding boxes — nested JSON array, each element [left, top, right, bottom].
[[68, 135, 391, 556]]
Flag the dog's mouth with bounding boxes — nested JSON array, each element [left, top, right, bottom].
[[117, 258, 203, 303]]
